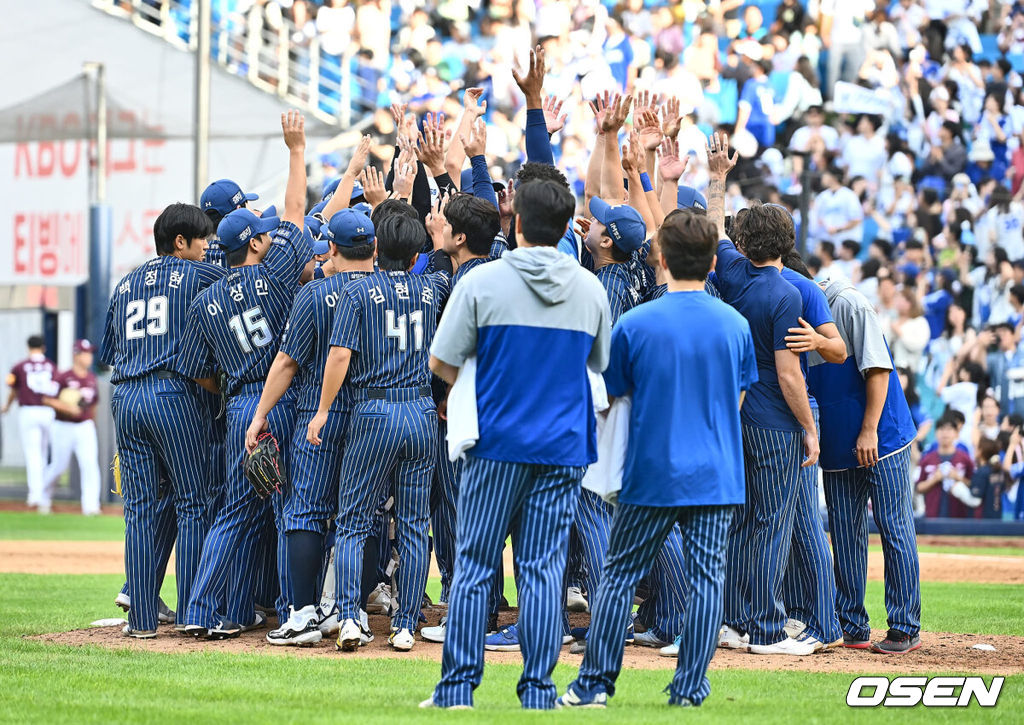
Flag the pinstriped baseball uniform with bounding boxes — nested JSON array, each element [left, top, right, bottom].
[[806, 278, 920, 640], [330, 269, 450, 632], [100, 255, 226, 632], [177, 220, 311, 630], [712, 236, 807, 647], [430, 247, 610, 710]]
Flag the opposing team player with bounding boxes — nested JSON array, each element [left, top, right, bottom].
[[4, 336, 57, 513], [308, 213, 450, 652], [99, 203, 225, 637], [178, 111, 312, 639]]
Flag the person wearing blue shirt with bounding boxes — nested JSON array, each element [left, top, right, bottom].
[[704, 134, 820, 656], [559, 212, 756, 710], [736, 60, 776, 149], [603, 13, 635, 91], [806, 278, 921, 654]]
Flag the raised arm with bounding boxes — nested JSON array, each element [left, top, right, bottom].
[[706, 132, 738, 240], [600, 93, 633, 202], [657, 137, 688, 217], [461, 118, 498, 208], [512, 46, 554, 164], [620, 131, 658, 237], [416, 112, 451, 181], [584, 92, 613, 218], [445, 87, 486, 184], [280, 110, 308, 227], [323, 135, 372, 220]]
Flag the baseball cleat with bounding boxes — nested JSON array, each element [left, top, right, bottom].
[[205, 620, 242, 640], [783, 618, 807, 639], [633, 630, 672, 648], [240, 611, 268, 633], [555, 686, 607, 709], [183, 624, 208, 638], [566, 586, 589, 613], [266, 605, 322, 646], [660, 634, 682, 658], [317, 607, 340, 637], [421, 616, 446, 643], [718, 625, 749, 649], [569, 640, 586, 655], [870, 629, 921, 654], [842, 632, 871, 649], [113, 594, 176, 625], [365, 583, 392, 616], [418, 696, 472, 710], [389, 627, 415, 651], [336, 618, 362, 651], [748, 633, 820, 656], [122, 625, 157, 639], [484, 624, 521, 651], [358, 609, 374, 646], [114, 592, 130, 612]]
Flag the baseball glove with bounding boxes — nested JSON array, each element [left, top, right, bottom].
[[58, 387, 83, 408], [245, 433, 286, 498], [111, 453, 122, 497]]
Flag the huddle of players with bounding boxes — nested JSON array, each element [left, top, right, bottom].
[[4, 337, 102, 516], [100, 57, 921, 703]]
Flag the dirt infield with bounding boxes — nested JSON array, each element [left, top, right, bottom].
[[31, 609, 1024, 675], [3, 539, 1022, 584]]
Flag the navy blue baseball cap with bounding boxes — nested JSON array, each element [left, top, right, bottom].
[[590, 198, 646, 253], [201, 179, 258, 217], [677, 185, 708, 211], [217, 208, 280, 252], [322, 177, 365, 203], [325, 208, 374, 248]]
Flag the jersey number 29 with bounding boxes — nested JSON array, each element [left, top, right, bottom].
[[126, 296, 168, 339], [386, 310, 424, 352], [229, 307, 273, 354]]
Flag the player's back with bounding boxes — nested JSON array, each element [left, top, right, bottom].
[[595, 262, 641, 325], [331, 270, 448, 389], [101, 256, 226, 383], [281, 271, 369, 411]]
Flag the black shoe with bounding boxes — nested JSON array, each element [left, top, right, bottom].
[[205, 620, 243, 640], [183, 624, 208, 638], [487, 613, 499, 635], [870, 629, 921, 654]]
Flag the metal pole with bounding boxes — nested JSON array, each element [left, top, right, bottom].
[[194, 0, 212, 202]]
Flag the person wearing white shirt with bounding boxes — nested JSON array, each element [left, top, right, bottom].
[[811, 170, 865, 245], [789, 106, 840, 153], [840, 115, 888, 189]]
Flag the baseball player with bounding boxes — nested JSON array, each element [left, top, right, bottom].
[[177, 111, 311, 639], [41, 339, 102, 515], [424, 179, 610, 710], [308, 212, 450, 653], [100, 201, 226, 637], [251, 210, 376, 646], [4, 335, 58, 513], [704, 135, 821, 656], [560, 212, 756, 709], [806, 277, 922, 654]]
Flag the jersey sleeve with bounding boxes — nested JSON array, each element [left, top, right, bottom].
[[99, 292, 119, 367], [772, 286, 803, 352], [263, 220, 312, 288], [803, 280, 834, 329], [279, 286, 317, 366], [175, 298, 215, 379], [7, 364, 20, 389], [838, 294, 893, 373], [738, 320, 759, 391], [329, 286, 363, 352], [430, 278, 477, 367], [603, 322, 633, 397], [589, 282, 612, 374], [713, 239, 747, 300]]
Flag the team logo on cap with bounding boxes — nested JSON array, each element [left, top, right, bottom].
[[608, 222, 620, 240], [239, 226, 252, 242], [232, 191, 244, 204]]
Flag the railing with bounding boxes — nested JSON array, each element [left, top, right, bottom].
[[90, 0, 371, 128]]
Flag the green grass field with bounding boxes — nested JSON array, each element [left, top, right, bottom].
[[0, 511, 1021, 722]]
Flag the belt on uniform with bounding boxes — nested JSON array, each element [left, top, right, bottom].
[[355, 386, 432, 402], [151, 370, 178, 380]]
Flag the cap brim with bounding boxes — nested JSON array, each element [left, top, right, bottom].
[[589, 197, 612, 225], [244, 192, 259, 202], [254, 215, 280, 234], [261, 205, 277, 219]]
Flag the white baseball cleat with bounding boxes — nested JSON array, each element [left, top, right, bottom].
[[718, 625, 749, 649], [784, 618, 807, 639], [365, 583, 392, 616], [566, 586, 589, 613], [266, 605, 322, 646], [358, 609, 374, 646], [336, 619, 362, 652], [418, 696, 472, 710], [421, 617, 446, 643], [113, 593, 176, 625], [317, 607, 340, 637], [660, 634, 681, 658], [748, 632, 822, 656], [389, 627, 415, 651]]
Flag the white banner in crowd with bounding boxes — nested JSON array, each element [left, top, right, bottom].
[[831, 81, 894, 116]]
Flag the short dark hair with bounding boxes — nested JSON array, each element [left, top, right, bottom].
[[513, 180, 575, 246], [659, 213, 717, 281], [445, 194, 500, 257], [1011, 283, 1024, 305], [27, 335, 44, 349], [515, 162, 570, 190], [739, 201, 795, 263], [376, 214, 426, 270], [936, 414, 958, 430], [371, 199, 419, 228], [871, 238, 893, 259], [204, 208, 225, 228], [336, 241, 376, 261], [818, 240, 836, 259], [153, 203, 215, 255], [225, 246, 250, 267], [841, 239, 861, 256]]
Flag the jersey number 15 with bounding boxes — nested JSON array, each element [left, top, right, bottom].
[[386, 310, 424, 352], [229, 306, 273, 354]]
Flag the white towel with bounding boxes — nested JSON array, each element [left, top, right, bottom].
[[588, 368, 609, 414], [581, 395, 631, 505], [445, 356, 479, 462]]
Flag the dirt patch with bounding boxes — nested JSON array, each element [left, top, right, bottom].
[[3, 540, 1021, 584], [911, 535, 1024, 550], [0, 501, 121, 515], [30, 609, 1024, 676]]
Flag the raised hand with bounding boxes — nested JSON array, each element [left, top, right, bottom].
[[633, 89, 661, 118], [282, 109, 305, 150], [542, 95, 567, 134], [658, 137, 688, 182], [661, 96, 682, 140], [706, 132, 738, 180], [497, 179, 515, 220], [425, 191, 449, 246], [461, 117, 487, 158], [390, 102, 408, 130], [588, 90, 617, 135], [358, 166, 388, 207], [416, 112, 449, 175], [393, 161, 416, 200], [620, 131, 644, 174], [574, 216, 592, 239], [463, 87, 487, 117], [601, 93, 633, 135], [636, 109, 664, 151], [345, 134, 372, 176], [511, 45, 546, 107]]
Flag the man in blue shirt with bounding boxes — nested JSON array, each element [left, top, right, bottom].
[[704, 134, 820, 655], [806, 278, 921, 654], [735, 60, 776, 149], [559, 211, 756, 709]]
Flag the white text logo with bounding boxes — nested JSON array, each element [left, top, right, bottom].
[[847, 677, 1004, 708]]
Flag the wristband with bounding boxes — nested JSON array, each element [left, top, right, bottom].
[[639, 172, 653, 193]]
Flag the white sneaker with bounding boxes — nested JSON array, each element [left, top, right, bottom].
[[421, 617, 446, 643], [266, 605, 322, 646], [389, 627, 415, 651], [358, 609, 374, 646], [566, 586, 589, 613], [113, 593, 175, 625], [718, 625, 749, 649], [784, 618, 807, 639], [336, 618, 362, 651], [366, 583, 392, 616], [418, 696, 472, 710], [660, 634, 681, 658], [748, 632, 822, 656], [318, 607, 340, 637]]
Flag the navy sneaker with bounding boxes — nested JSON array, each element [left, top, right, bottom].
[[556, 686, 607, 709], [871, 629, 921, 654]]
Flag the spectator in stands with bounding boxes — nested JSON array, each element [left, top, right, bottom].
[[922, 122, 969, 181], [970, 437, 1007, 519], [917, 416, 978, 518], [811, 169, 864, 246], [898, 367, 932, 466], [890, 287, 932, 371], [985, 322, 1024, 416]]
